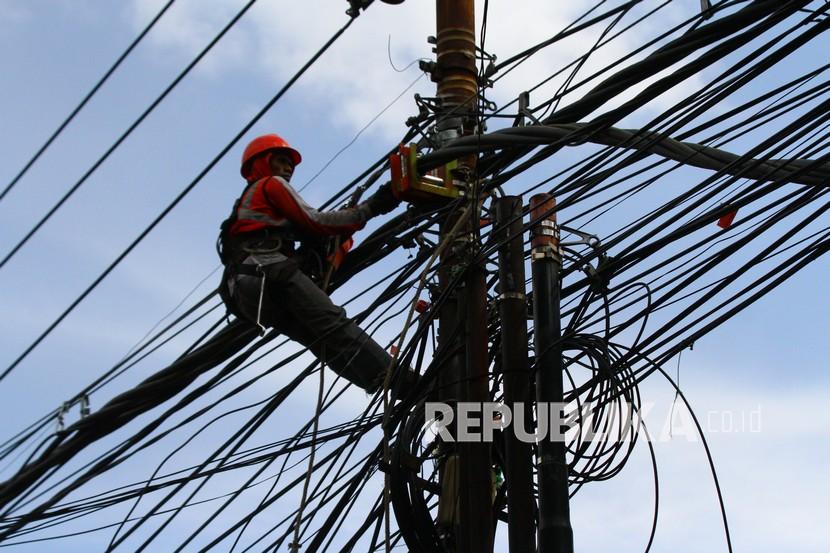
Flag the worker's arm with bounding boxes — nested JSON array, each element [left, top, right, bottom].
[[263, 176, 371, 235], [263, 177, 401, 236]]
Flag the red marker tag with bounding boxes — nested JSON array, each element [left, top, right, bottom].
[[717, 209, 737, 229]]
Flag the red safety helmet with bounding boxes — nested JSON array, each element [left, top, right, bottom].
[[240, 133, 302, 178]]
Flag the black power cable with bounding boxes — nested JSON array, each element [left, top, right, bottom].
[[0, 0, 177, 202], [0, 0, 260, 271], [5, 2, 830, 550], [0, 8, 364, 384]]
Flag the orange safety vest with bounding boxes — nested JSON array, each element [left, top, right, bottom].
[[230, 176, 367, 238]]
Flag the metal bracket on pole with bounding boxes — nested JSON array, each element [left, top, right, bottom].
[[515, 91, 541, 127], [559, 225, 599, 249], [558, 225, 614, 292]]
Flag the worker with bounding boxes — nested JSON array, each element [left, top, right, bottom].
[[218, 133, 405, 393]]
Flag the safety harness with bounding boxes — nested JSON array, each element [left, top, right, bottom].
[[218, 180, 290, 330], [217, 179, 330, 330]]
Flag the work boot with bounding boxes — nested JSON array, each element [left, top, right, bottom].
[[368, 367, 422, 399]]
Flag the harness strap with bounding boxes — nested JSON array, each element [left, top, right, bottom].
[[254, 265, 267, 336], [232, 264, 261, 276]]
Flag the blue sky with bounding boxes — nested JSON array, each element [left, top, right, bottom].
[[1, 1, 829, 551]]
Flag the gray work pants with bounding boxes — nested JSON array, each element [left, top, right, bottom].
[[228, 261, 392, 391]]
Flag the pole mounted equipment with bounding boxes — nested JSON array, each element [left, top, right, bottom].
[[531, 194, 574, 553], [389, 143, 463, 203]]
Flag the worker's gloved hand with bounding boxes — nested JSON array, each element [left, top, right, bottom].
[[365, 182, 401, 216]]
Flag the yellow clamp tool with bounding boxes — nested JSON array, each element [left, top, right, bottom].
[[390, 143, 462, 203]]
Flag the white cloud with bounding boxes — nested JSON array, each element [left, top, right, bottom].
[[129, 0, 255, 76], [127, 0, 710, 141], [0, 1, 30, 28], [565, 383, 830, 551]]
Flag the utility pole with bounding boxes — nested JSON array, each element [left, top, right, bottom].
[[496, 196, 537, 552], [431, 1, 493, 552], [530, 194, 573, 553]]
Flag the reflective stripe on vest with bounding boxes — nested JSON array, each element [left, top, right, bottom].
[[236, 178, 284, 228]]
